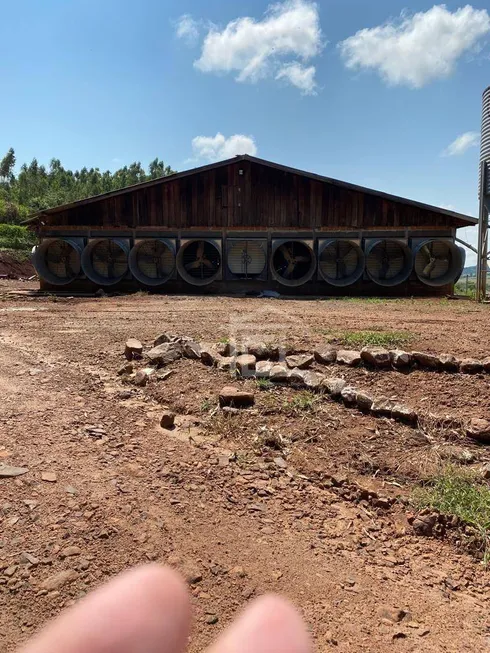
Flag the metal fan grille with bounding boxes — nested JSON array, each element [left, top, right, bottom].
[[91, 240, 128, 279], [272, 241, 313, 282], [320, 242, 359, 281], [45, 241, 80, 280], [136, 241, 175, 279], [228, 241, 266, 277], [415, 241, 451, 280], [367, 241, 406, 280], [182, 241, 221, 280]]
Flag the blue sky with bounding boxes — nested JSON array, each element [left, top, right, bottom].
[[1, 0, 489, 262]]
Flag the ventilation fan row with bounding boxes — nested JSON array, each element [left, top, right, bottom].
[[32, 237, 465, 289]]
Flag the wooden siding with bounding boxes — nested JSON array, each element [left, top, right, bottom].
[[40, 160, 462, 230]]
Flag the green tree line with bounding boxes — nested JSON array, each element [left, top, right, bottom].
[[0, 147, 175, 225]]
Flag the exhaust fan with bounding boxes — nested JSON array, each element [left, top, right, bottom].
[[176, 239, 222, 286], [413, 239, 465, 287], [32, 237, 84, 286], [81, 238, 130, 286], [226, 239, 267, 280], [318, 239, 364, 287], [365, 239, 413, 287], [129, 239, 176, 286], [270, 239, 316, 287]]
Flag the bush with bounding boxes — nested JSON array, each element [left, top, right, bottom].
[[0, 224, 37, 250], [0, 198, 31, 224]]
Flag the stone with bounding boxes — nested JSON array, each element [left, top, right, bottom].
[[379, 607, 406, 624], [183, 341, 202, 359], [40, 569, 78, 592], [217, 356, 235, 371], [200, 346, 217, 367], [134, 369, 150, 387], [361, 347, 391, 368], [255, 361, 274, 378], [61, 546, 82, 558], [269, 365, 289, 382], [154, 333, 173, 346], [460, 358, 483, 374], [438, 354, 460, 372], [303, 370, 324, 390], [314, 346, 337, 365], [246, 342, 270, 359], [117, 362, 134, 376], [146, 343, 182, 367], [219, 386, 255, 408], [288, 368, 306, 384], [160, 411, 176, 429], [274, 456, 287, 469], [4, 565, 17, 577], [390, 350, 412, 368], [356, 392, 374, 412], [391, 404, 418, 425], [412, 351, 440, 370], [41, 471, 58, 483], [0, 465, 28, 478], [341, 386, 358, 405], [286, 354, 314, 370], [483, 357, 490, 372], [321, 377, 347, 398], [236, 354, 257, 376], [125, 338, 143, 361], [205, 614, 219, 625], [412, 514, 437, 537], [337, 350, 361, 367], [467, 418, 490, 444], [480, 463, 490, 479], [371, 398, 397, 418], [19, 552, 39, 566]]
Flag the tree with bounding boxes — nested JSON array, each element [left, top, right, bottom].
[[0, 148, 16, 184]]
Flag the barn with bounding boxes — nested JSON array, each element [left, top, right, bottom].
[[28, 155, 476, 295]]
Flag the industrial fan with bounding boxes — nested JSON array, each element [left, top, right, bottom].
[[178, 239, 221, 285], [318, 240, 364, 286], [227, 240, 267, 279], [413, 239, 464, 287], [132, 240, 175, 283], [365, 239, 412, 287], [271, 240, 315, 286], [45, 240, 81, 281], [90, 240, 128, 280]]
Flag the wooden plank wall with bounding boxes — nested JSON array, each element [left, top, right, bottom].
[[46, 160, 457, 230]]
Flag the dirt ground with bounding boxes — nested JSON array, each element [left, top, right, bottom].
[[1, 282, 490, 652]]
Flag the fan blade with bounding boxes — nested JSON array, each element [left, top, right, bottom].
[[336, 260, 346, 279], [294, 256, 310, 263], [185, 260, 202, 270], [278, 245, 293, 263], [285, 261, 296, 278], [196, 241, 205, 259], [201, 258, 215, 270], [421, 245, 431, 259]]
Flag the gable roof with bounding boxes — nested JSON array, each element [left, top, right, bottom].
[[25, 154, 477, 226]]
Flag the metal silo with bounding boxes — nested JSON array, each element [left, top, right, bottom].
[[477, 87, 490, 300]]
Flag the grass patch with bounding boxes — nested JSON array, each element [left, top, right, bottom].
[[200, 398, 212, 413], [256, 378, 273, 391], [218, 336, 230, 345], [413, 466, 490, 557], [283, 391, 319, 414], [328, 329, 413, 349]]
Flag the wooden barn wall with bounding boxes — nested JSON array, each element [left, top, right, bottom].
[[46, 161, 456, 230]]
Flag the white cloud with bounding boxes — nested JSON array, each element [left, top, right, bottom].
[[442, 131, 480, 156], [339, 5, 490, 88], [276, 62, 317, 94], [176, 14, 200, 45], [193, 0, 323, 92], [191, 133, 258, 162]]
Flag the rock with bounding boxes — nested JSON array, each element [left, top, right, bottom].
[[255, 361, 274, 378], [124, 338, 143, 361], [201, 346, 217, 367], [219, 386, 255, 408], [183, 341, 202, 359], [236, 354, 257, 376], [95, 288, 106, 297], [467, 418, 490, 444], [117, 362, 134, 376], [40, 569, 78, 592], [286, 354, 314, 370], [246, 341, 270, 359], [205, 614, 219, 625], [371, 398, 397, 418], [390, 350, 412, 368], [361, 347, 391, 368], [314, 346, 337, 365], [337, 350, 361, 367], [0, 465, 28, 478], [288, 368, 306, 384], [302, 371, 324, 390], [412, 514, 437, 536], [438, 354, 460, 372], [481, 463, 490, 479], [229, 565, 246, 578], [134, 369, 150, 387], [460, 358, 483, 374], [41, 471, 57, 483], [4, 565, 17, 577], [154, 333, 173, 346], [273, 456, 287, 469], [19, 552, 39, 566], [160, 411, 176, 429], [217, 356, 235, 371], [391, 404, 418, 425], [146, 343, 182, 367], [156, 370, 174, 381], [61, 546, 82, 558], [356, 391, 374, 412], [184, 568, 203, 585], [483, 357, 490, 372], [379, 607, 406, 624], [412, 351, 440, 370], [269, 365, 289, 382], [322, 377, 347, 398], [341, 386, 358, 405]]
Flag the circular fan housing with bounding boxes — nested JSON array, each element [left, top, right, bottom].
[[318, 239, 365, 287], [32, 238, 83, 286], [81, 238, 129, 286], [271, 240, 316, 287], [227, 240, 267, 278], [414, 239, 464, 287], [365, 239, 413, 287], [129, 239, 175, 286], [176, 239, 221, 286]]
